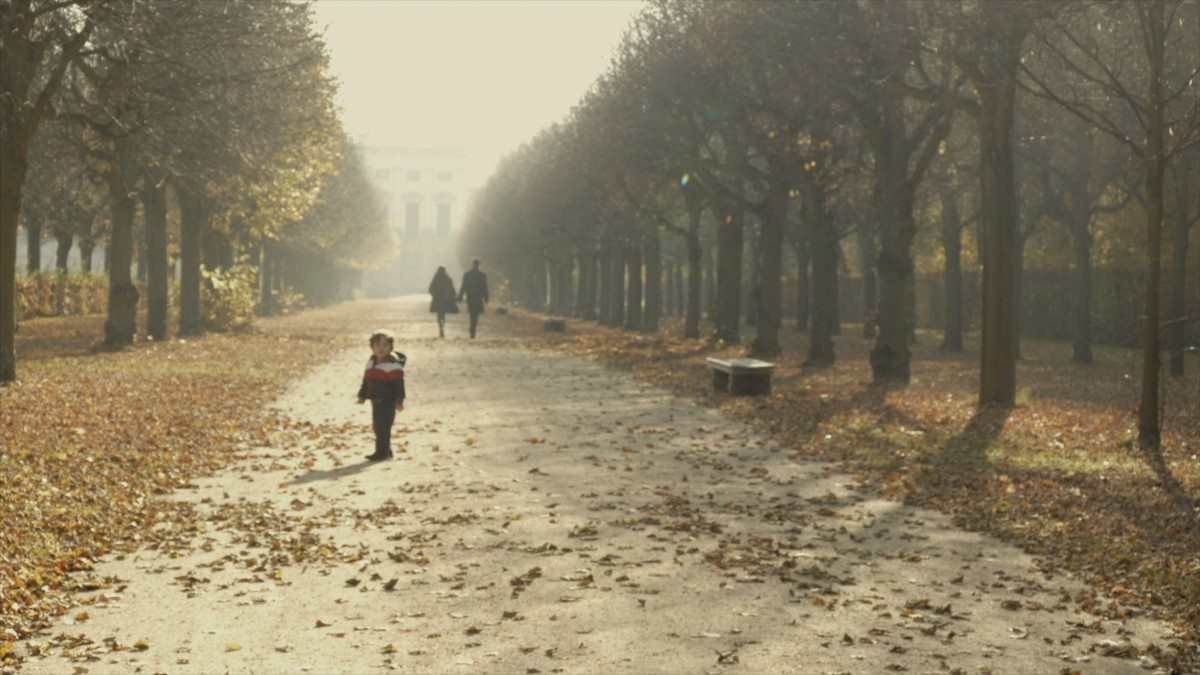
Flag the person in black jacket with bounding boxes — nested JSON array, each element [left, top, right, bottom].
[[428, 266, 458, 338], [458, 259, 489, 339], [356, 330, 406, 461]]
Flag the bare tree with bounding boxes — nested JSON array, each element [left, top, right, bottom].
[[1022, 0, 1200, 453]]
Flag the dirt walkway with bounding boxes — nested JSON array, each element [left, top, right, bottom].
[[14, 298, 1175, 674]]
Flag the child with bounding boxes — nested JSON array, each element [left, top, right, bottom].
[[357, 330, 406, 461]]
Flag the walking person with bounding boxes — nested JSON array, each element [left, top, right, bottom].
[[356, 330, 406, 462], [428, 266, 458, 338], [458, 258, 489, 339]]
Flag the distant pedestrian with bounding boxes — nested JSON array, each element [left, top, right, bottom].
[[458, 259, 489, 339], [356, 330, 406, 462], [428, 266, 459, 338]]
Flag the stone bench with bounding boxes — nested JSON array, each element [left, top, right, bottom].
[[706, 357, 774, 396], [543, 319, 566, 332]]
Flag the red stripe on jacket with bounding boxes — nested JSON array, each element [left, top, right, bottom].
[[364, 368, 405, 382]]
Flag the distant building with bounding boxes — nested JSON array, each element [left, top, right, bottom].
[[360, 146, 479, 296]]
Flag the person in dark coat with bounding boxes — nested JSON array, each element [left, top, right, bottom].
[[428, 266, 458, 338], [458, 258, 489, 339]]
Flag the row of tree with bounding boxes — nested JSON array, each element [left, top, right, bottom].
[[1, 0, 391, 380], [461, 1, 1199, 453]]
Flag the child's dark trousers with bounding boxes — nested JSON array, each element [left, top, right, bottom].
[[371, 398, 397, 457]]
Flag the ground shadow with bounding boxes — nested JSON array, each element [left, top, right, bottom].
[[283, 459, 380, 486], [926, 404, 1013, 468]]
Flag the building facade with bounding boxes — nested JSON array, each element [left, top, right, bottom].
[[360, 146, 478, 296]]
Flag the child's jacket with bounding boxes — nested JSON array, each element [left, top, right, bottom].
[[357, 352, 407, 401]]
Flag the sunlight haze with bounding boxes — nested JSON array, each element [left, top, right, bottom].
[[312, 0, 644, 182]]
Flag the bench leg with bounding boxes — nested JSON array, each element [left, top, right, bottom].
[[712, 370, 730, 393], [729, 373, 771, 396]]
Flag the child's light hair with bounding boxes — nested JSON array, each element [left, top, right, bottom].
[[368, 329, 394, 349]]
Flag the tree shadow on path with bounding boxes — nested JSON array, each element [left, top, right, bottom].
[[926, 404, 1013, 469]]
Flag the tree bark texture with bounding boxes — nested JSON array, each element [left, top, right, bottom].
[[143, 180, 169, 339], [643, 230, 661, 332]]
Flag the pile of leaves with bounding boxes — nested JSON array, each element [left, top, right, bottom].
[[15, 274, 107, 320], [0, 302, 386, 668], [495, 309, 1200, 668]]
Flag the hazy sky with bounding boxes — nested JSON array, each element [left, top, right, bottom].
[[312, 0, 643, 182]]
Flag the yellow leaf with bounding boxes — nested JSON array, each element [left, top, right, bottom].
[[225, 643, 242, 652]]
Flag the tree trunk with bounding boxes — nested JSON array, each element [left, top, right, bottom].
[[55, 230, 73, 272], [683, 192, 704, 338], [857, 221, 877, 339], [598, 245, 612, 324], [177, 187, 205, 336], [832, 247, 843, 336], [1014, 230, 1027, 358], [665, 259, 676, 317], [104, 140, 139, 346], [547, 259, 561, 314], [1168, 210, 1189, 376], [534, 260, 548, 311], [551, 260, 563, 314], [675, 263, 686, 322], [271, 248, 282, 293], [794, 237, 810, 332], [624, 242, 643, 331], [590, 250, 601, 320], [0, 135, 29, 382], [1069, 215, 1095, 365], [611, 245, 625, 328], [566, 260, 576, 314], [870, 149, 916, 383], [905, 272, 917, 345], [25, 219, 42, 273], [136, 238, 147, 282], [804, 183, 836, 366], [202, 228, 232, 271], [700, 242, 710, 321], [715, 200, 743, 344], [79, 237, 95, 274], [975, 9, 1025, 406], [752, 184, 787, 356], [561, 259, 574, 315], [745, 220, 760, 327], [1138, 6, 1166, 448], [142, 180, 169, 340], [941, 188, 965, 352], [559, 259, 571, 314], [575, 251, 590, 319], [643, 230, 661, 332], [259, 240, 275, 317]]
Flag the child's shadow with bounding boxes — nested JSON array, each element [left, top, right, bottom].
[[283, 460, 379, 487]]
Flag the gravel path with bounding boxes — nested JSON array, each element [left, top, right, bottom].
[[16, 298, 1174, 674]]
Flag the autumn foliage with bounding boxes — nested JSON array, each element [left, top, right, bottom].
[[0, 313, 348, 665], [14, 274, 106, 320]]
